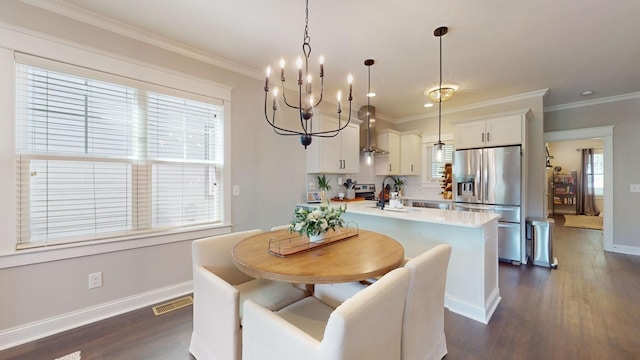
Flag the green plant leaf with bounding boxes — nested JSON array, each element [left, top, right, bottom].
[[317, 174, 332, 191]]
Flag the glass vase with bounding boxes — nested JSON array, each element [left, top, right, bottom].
[[309, 233, 326, 243]]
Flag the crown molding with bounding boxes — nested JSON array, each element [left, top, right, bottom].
[[396, 89, 549, 123], [21, 0, 264, 81], [544, 92, 640, 112], [23, 1, 640, 119]]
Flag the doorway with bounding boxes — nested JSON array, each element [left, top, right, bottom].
[[544, 126, 614, 252], [546, 138, 603, 216]]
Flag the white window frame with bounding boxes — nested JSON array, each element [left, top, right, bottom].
[[0, 26, 232, 267]]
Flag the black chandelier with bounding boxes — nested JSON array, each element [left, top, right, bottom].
[[263, 0, 353, 148]]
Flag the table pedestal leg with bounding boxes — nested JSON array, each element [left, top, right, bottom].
[[305, 284, 315, 296]]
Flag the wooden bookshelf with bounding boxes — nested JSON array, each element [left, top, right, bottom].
[[553, 171, 577, 214]]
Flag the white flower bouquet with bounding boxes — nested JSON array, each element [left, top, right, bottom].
[[289, 203, 347, 238]]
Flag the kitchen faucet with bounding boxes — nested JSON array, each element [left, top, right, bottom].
[[380, 176, 395, 210]]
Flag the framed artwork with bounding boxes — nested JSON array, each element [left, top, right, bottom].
[[306, 191, 322, 203]]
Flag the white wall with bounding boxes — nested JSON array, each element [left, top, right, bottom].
[[0, 1, 307, 348], [545, 97, 640, 250]]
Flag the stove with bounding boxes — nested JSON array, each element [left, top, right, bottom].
[[353, 183, 376, 200]]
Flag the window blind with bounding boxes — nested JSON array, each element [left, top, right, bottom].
[[146, 92, 222, 228], [15, 61, 223, 247]]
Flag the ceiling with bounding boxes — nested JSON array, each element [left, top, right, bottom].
[[28, 0, 640, 121]]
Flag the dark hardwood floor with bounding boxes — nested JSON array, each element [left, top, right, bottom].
[[445, 215, 640, 359], [2, 215, 639, 359], [0, 299, 195, 360]]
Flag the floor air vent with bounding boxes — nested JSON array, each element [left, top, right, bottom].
[[152, 296, 193, 316]]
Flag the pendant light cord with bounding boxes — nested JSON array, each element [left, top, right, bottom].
[[367, 63, 371, 150], [438, 30, 442, 144]]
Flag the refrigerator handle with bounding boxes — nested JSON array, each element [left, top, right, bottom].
[[477, 158, 483, 202], [482, 149, 489, 204]]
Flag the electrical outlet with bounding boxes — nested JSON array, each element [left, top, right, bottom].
[[88, 272, 103, 289], [631, 184, 640, 193], [308, 182, 316, 190], [233, 185, 240, 196]]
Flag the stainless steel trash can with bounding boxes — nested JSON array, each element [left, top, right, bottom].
[[526, 218, 558, 268]]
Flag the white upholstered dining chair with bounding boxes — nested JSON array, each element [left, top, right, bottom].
[[188, 229, 307, 360], [314, 244, 452, 360], [401, 244, 452, 360], [241, 267, 411, 360]]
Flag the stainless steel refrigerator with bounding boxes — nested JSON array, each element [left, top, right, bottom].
[[453, 145, 522, 263]]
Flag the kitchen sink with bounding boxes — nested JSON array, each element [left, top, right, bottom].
[[412, 201, 451, 210], [367, 205, 420, 212]]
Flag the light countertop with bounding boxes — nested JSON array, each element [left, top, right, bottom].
[[301, 201, 500, 228]]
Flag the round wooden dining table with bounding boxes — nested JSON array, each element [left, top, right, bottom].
[[231, 228, 405, 286]]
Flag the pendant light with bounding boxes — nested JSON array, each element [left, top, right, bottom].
[[364, 59, 375, 166], [433, 26, 449, 162]]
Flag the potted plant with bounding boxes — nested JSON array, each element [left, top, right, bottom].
[[289, 203, 346, 242], [317, 174, 332, 203], [393, 177, 406, 194], [317, 174, 332, 191]]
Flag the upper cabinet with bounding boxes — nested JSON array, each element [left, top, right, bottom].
[[454, 110, 532, 150], [375, 129, 422, 176], [400, 131, 422, 175], [306, 114, 360, 174], [375, 129, 400, 175]]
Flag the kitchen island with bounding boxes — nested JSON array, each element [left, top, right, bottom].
[[336, 200, 501, 324]]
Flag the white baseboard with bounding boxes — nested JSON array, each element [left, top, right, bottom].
[[609, 244, 640, 256], [445, 288, 501, 325], [483, 288, 502, 324], [0, 281, 193, 351]]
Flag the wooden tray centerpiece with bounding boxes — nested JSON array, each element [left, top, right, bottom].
[[269, 223, 359, 257], [330, 197, 366, 202]]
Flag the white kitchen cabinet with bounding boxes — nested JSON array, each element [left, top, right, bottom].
[[375, 129, 400, 175], [454, 111, 530, 150], [306, 114, 360, 174], [454, 120, 487, 149], [400, 131, 422, 175]]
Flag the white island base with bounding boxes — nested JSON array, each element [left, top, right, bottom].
[[341, 202, 501, 324]]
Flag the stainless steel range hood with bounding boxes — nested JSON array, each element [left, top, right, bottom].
[[358, 105, 388, 155]]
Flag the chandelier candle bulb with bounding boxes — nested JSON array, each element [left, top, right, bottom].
[[348, 74, 353, 98], [272, 87, 278, 110], [337, 91, 342, 112], [296, 56, 303, 83], [279, 58, 285, 81], [265, 66, 271, 89], [319, 55, 324, 77]]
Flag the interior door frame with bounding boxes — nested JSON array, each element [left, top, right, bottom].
[[544, 126, 614, 252]]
